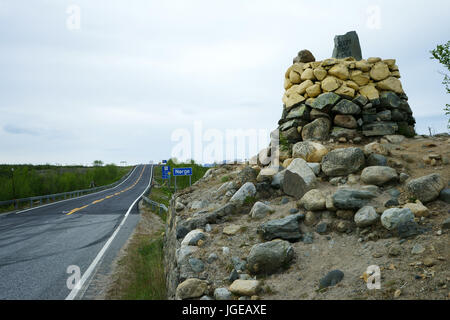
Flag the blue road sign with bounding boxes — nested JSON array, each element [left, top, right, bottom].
[[173, 167, 193, 176], [162, 160, 167, 164], [162, 165, 171, 179]]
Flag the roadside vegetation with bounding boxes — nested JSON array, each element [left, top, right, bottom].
[[0, 163, 131, 201], [106, 207, 166, 300]]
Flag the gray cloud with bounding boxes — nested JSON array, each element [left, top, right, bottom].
[[3, 124, 39, 136]]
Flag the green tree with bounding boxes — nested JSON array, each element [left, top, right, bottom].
[[93, 160, 104, 167], [430, 41, 450, 129]]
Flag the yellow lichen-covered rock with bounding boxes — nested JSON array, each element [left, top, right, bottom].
[[335, 85, 355, 99], [355, 60, 372, 72], [367, 57, 382, 63], [383, 59, 396, 67], [389, 64, 399, 71], [376, 77, 404, 94], [321, 76, 341, 92], [350, 70, 370, 86], [328, 63, 350, 80], [301, 68, 316, 81], [359, 84, 380, 100], [321, 58, 339, 67], [285, 65, 293, 79], [282, 92, 289, 105], [313, 67, 327, 81], [370, 62, 391, 81], [289, 70, 302, 84], [391, 71, 401, 78], [286, 93, 306, 108], [284, 78, 293, 90], [346, 80, 359, 91], [306, 83, 322, 98], [296, 79, 314, 95]]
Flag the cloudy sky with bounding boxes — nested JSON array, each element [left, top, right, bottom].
[[0, 0, 449, 165]]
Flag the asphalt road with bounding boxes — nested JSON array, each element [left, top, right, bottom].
[[0, 164, 153, 300]]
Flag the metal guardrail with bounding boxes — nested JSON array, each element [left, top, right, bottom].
[[0, 167, 135, 210], [142, 196, 168, 215]]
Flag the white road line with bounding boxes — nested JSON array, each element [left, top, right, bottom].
[[65, 165, 153, 300], [15, 166, 138, 215]]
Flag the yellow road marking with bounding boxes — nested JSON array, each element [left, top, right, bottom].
[[92, 199, 104, 204], [66, 205, 89, 216]]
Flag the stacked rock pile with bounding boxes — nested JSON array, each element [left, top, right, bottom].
[[279, 50, 416, 143]]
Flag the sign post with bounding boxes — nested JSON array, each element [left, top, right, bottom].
[[162, 165, 171, 188], [172, 167, 193, 193]]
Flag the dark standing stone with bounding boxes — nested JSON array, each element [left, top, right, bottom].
[[332, 31, 362, 61], [293, 50, 316, 64], [319, 270, 345, 289]]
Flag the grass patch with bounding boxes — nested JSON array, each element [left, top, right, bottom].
[[221, 175, 231, 183], [107, 232, 166, 300]]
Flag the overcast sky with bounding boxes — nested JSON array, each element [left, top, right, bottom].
[[0, 0, 449, 165]]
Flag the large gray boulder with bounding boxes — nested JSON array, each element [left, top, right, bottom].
[[406, 174, 445, 203], [286, 158, 317, 188], [230, 182, 257, 205], [381, 208, 415, 230], [332, 189, 376, 210], [361, 166, 398, 186], [181, 229, 206, 247], [247, 240, 294, 275], [250, 202, 275, 219], [258, 214, 303, 242], [281, 170, 308, 199], [321, 147, 365, 177]]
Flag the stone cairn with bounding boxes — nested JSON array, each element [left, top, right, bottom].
[[279, 32, 416, 144]]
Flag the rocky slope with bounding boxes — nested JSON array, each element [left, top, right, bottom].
[[163, 135, 450, 300]]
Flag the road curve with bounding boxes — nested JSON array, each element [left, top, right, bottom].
[[0, 164, 153, 300]]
